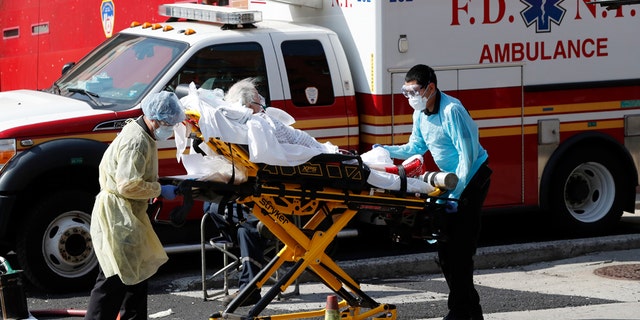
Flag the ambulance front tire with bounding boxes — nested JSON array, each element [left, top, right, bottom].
[[546, 147, 625, 235], [16, 190, 98, 293]]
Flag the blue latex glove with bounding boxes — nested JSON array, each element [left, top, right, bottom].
[[373, 144, 382, 149], [445, 201, 458, 214], [160, 185, 178, 200]]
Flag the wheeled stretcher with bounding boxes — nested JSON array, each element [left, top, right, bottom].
[[163, 111, 453, 320]]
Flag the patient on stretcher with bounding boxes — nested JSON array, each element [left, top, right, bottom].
[[175, 78, 457, 194]]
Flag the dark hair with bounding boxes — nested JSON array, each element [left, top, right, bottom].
[[405, 64, 437, 87]]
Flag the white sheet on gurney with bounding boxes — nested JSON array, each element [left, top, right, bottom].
[[177, 86, 435, 194], [179, 83, 335, 167]]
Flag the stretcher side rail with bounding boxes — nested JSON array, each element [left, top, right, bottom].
[[159, 174, 452, 224], [258, 152, 371, 193]]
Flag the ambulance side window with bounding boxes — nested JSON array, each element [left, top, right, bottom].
[[170, 42, 269, 102], [281, 40, 334, 107]]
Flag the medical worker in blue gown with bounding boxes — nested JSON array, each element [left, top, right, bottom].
[[85, 92, 184, 320], [377, 64, 492, 320]]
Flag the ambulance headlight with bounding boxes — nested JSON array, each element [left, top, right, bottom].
[[0, 139, 16, 170]]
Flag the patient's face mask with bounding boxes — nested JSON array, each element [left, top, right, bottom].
[[248, 92, 267, 114], [250, 101, 266, 113], [154, 124, 174, 141]]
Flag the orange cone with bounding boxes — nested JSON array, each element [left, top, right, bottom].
[[324, 294, 339, 320]]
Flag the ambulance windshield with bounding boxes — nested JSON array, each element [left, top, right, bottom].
[[50, 34, 187, 110]]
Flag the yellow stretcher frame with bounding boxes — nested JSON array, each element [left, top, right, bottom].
[[169, 111, 450, 320]]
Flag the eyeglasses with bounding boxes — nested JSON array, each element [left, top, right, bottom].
[[401, 84, 424, 98]]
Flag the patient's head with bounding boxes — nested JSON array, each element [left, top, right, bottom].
[[225, 78, 264, 114]]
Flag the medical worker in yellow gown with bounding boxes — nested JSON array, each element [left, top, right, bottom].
[[84, 92, 184, 320]]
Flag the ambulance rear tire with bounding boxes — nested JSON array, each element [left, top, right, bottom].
[[548, 148, 624, 234], [16, 190, 98, 292]]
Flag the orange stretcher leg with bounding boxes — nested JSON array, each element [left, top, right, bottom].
[[208, 195, 397, 320]]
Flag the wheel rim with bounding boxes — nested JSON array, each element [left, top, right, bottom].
[[563, 161, 615, 223], [41, 210, 97, 278]]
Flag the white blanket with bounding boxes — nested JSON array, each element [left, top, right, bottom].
[[175, 83, 435, 194], [178, 82, 335, 166]]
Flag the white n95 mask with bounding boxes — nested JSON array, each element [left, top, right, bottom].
[[408, 90, 435, 112], [408, 95, 427, 111]]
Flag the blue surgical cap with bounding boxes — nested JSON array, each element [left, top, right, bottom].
[[141, 91, 185, 125]]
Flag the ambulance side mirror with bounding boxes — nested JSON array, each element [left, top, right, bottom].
[[61, 62, 76, 76]]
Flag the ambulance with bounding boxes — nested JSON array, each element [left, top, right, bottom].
[[0, 0, 638, 292]]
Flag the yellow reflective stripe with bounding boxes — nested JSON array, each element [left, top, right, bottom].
[[480, 126, 523, 138], [316, 136, 354, 146], [561, 119, 622, 131], [359, 114, 413, 125], [294, 116, 359, 129], [525, 101, 622, 115], [17, 133, 117, 151], [158, 149, 177, 160], [480, 120, 623, 139], [471, 107, 521, 119], [360, 133, 410, 145]]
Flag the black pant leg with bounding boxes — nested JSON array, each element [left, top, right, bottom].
[[437, 211, 481, 319], [120, 279, 148, 320], [437, 164, 491, 320], [237, 225, 265, 290], [84, 269, 127, 320]]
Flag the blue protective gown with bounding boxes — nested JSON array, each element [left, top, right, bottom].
[[383, 91, 488, 200]]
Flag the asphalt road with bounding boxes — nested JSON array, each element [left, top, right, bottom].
[[19, 211, 640, 319]]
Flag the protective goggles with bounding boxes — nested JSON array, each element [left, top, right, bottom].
[[401, 84, 424, 98]]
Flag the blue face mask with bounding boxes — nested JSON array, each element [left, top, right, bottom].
[[154, 125, 174, 141]]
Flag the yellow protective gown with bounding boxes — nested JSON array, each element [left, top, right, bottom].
[[90, 119, 168, 285]]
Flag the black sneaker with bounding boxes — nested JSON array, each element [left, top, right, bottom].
[[221, 290, 262, 307]]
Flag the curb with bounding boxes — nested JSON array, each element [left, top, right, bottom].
[[335, 233, 640, 280], [188, 233, 640, 291]]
